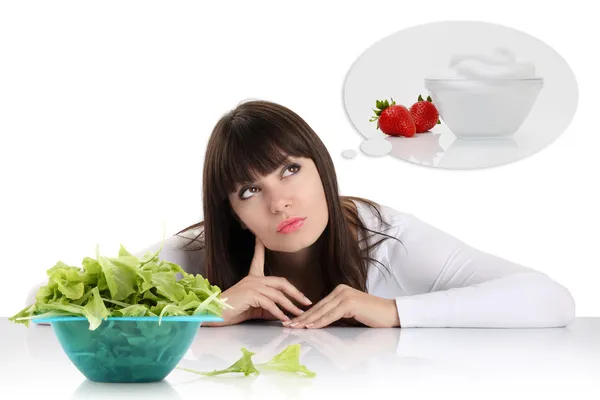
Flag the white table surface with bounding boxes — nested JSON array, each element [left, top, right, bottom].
[[1, 317, 599, 399]]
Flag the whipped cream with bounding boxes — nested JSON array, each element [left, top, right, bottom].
[[428, 47, 536, 80]]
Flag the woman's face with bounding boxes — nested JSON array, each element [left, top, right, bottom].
[[228, 156, 329, 253]]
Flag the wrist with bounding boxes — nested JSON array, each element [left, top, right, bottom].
[[387, 298, 401, 328]]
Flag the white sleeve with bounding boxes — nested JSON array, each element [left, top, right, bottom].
[[386, 213, 576, 328]]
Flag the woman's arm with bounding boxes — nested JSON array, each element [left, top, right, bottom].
[[382, 211, 576, 328]]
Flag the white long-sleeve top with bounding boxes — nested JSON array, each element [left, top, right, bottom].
[[24, 200, 576, 328], [352, 200, 576, 328]]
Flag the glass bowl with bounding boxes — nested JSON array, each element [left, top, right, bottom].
[[33, 315, 223, 383], [424, 77, 543, 138]]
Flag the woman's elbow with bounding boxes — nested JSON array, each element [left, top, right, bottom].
[[552, 284, 576, 327], [528, 273, 576, 327]]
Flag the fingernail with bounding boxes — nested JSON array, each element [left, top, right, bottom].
[[290, 322, 298, 327], [305, 323, 314, 328], [304, 296, 312, 304], [282, 320, 290, 326]]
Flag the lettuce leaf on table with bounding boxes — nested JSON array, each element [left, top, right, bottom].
[[178, 348, 261, 377], [9, 235, 232, 330], [178, 344, 316, 377], [255, 343, 316, 377]]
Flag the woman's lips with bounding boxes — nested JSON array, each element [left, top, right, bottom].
[[277, 217, 306, 234]]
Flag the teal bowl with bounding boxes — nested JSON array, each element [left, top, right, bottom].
[[33, 315, 223, 383]]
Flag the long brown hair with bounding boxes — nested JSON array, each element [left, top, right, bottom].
[[174, 99, 400, 299]]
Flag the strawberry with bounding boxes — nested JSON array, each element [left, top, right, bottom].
[[369, 98, 416, 137], [409, 95, 440, 133]]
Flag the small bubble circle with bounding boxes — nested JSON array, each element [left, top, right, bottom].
[[360, 138, 392, 156], [341, 149, 358, 159]]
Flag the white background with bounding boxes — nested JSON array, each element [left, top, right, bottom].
[[0, 0, 597, 318]]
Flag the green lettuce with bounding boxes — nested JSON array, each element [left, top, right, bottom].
[[255, 344, 316, 377], [178, 344, 316, 377], [178, 348, 260, 377], [9, 234, 232, 330]]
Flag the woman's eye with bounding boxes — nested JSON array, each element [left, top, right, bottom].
[[240, 186, 258, 199], [283, 163, 301, 177]]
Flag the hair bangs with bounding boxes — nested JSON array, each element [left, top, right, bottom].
[[214, 116, 311, 199]]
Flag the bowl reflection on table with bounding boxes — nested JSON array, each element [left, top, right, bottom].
[[71, 379, 182, 400], [385, 130, 524, 169]]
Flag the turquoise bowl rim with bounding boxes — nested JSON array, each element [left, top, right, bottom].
[[31, 314, 224, 323]]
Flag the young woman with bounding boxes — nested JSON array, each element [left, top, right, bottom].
[[25, 99, 576, 329], [133, 99, 575, 329]]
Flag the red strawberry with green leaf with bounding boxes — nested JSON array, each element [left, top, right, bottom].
[[410, 95, 440, 133], [369, 98, 416, 137]]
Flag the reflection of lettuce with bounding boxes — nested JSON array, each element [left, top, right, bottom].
[[179, 344, 316, 377], [9, 236, 232, 330]]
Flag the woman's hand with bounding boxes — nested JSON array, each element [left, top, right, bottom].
[[204, 236, 312, 326], [283, 284, 401, 329]]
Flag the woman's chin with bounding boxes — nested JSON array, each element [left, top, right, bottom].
[[278, 236, 321, 253], [271, 243, 307, 253]]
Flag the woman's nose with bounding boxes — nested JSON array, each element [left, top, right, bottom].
[[269, 192, 292, 214]]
